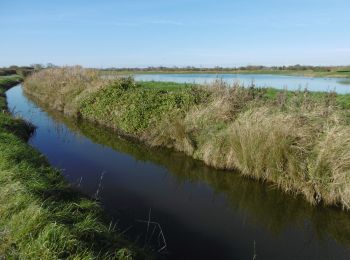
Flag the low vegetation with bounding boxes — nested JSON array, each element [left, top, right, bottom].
[[24, 67, 350, 210], [0, 75, 147, 259], [0, 74, 23, 88]]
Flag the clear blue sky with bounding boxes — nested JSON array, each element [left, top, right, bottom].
[[1, 0, 350, 67]]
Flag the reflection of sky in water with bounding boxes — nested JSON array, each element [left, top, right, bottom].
[[134, 74, 350, 94], [6, 85, 350, 260]]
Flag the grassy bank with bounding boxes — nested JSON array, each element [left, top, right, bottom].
[[24, 67, 350, 210], [0, 74, 23, 89], [0, 76, 147, 259]]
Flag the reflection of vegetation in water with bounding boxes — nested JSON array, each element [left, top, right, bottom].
[[37, 100, 350, 250], [338, 79, 350, 85]]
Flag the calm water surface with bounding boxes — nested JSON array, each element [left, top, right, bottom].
[[134, 73, 350, 94], [6, 85, 350, 259]]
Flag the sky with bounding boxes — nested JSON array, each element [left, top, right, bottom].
[[1, 0, 350, 67]]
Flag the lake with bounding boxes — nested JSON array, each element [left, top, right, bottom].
[[6, 85, 350, 259], [134, 73, 350, 94]]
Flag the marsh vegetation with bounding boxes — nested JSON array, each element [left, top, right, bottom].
[[23, 67, 350, 211]]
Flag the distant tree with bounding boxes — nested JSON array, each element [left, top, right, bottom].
[[30, 64, 44, 70], [46, 63, 57, 68]]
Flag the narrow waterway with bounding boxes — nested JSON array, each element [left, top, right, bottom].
[[6, 85, 350, 259]]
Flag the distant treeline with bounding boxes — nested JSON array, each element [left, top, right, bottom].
[[0, 63, 61, 77], [3, 64, 350, 74], [101, 65, 350, 72], [0, 66, 36, 77]]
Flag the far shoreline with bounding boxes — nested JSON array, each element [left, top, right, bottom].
[[99, 66, 350, 79]]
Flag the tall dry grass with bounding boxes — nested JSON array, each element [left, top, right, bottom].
[[24, 66, 110, 116], [143, 80, 264, 155], [143, 80, 350, 208], [308, 126, 350, 208]]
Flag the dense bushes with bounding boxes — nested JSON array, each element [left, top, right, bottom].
[[79, 79, 204, 134]]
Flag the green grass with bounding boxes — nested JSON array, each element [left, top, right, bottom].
[[23, 67, 350, 211], [0, 75, 148, 259], [137, 80, 195, 91], [79, 80, 207, 134], [0, 75, 23, 112], [0, 75, 23, 89]]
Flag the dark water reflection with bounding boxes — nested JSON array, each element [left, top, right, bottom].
[[6, 85, 350, 259]]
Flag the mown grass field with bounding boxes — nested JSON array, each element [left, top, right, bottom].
[[24, 67, 350, 211], [0, 75, 147, 259]]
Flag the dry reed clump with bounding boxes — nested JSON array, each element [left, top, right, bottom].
[[199, 108, 314, 176], [308, 126, 350, 208], [198, 104, 350, 208], [23, 66, 109, 116], [143, 80, 266, 156], [142, 111, 196, 155]]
